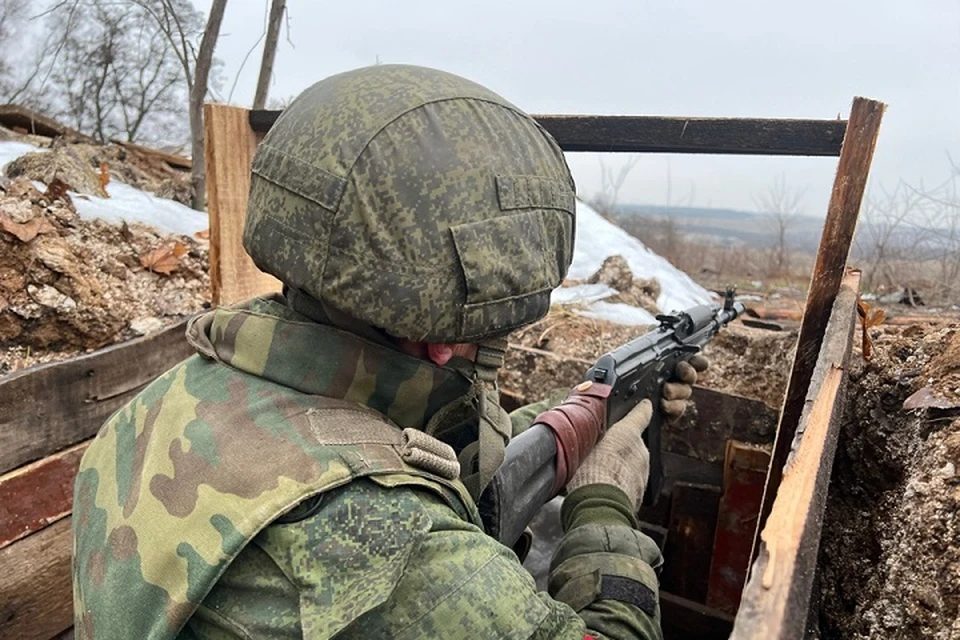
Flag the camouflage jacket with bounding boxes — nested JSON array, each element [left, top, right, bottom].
[[72, 297, 662, 639]]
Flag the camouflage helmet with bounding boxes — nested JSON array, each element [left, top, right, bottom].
[[244, 64, 576, 343]]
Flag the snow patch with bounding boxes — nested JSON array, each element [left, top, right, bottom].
[[0, 140, 206, 236], [555, 200, 711, 325]]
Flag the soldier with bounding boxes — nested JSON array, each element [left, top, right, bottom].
[[72, 65, 706, 639]]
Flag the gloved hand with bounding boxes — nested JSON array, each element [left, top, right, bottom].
[[566, 399, 653, 511], [660, 354, 709, 420]]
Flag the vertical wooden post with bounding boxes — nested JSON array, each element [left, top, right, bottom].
[[751, 98, 884, 561], [204, 104, 281, 306], [732, 271, 861, 639]]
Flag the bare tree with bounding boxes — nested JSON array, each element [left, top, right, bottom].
[[129, 0, 228, 210], [591, 154, 641, 217], [754, 174, 806, 277], [0, 0, 29, 96], [253, 0, 286, 110], [4, 1, 196, 145]]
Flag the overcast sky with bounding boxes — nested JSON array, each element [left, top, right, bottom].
[[201, 0, 960, 219]]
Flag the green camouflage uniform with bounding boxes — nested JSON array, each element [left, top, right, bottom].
[[72, 65, 664, 639]]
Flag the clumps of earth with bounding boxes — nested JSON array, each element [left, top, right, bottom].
[[817, 324, 960, 639], [0, 168, 208, 374], [583, 254, 662, 316]]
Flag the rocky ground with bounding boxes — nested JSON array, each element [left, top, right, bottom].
[[0, 126, 207, 374], [817, 323, 960, 639]]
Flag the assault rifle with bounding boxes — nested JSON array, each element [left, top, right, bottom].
[[479, 289, 744, 550]]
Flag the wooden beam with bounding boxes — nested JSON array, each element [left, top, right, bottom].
[[110, 139, 192, 170], [0, 441, 88, 550], [731, 271, 860, 639], [752, 97, 884, 559], [706, 441, 770, 614], [664, 386, 779, 463], [248, 110, 847, 156], [204, 104, 281, 306], [0, 518, 73, 640], [661, 482, 722, 603], [0, 319, 193, 475], [661, 591, 735, 640]]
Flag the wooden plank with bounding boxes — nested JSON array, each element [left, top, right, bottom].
[[0, 319, 193, 475], [0, 518, 73, 640], [664, 386, 779, 463], [731, 272, 860, 639], [111, 139, 192, 170], [0, 104, 93, 141], [204, 103, 281, 306], [661, 482, 722, 603], [706, 440, 771, 614], [752, 98, 884, 560], [0, 441, 88, 550], [661, 591, 735, 640], [248, 110, 847, 156]]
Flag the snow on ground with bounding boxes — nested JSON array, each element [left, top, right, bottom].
[[553, 200, 712, 325], [0, 141, 206, 236], [72, 182, 206, 236]]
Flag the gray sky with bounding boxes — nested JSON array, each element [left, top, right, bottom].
[[203, 0, 960, 218]]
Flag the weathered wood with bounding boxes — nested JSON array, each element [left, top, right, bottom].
[[661, 591, 735, 640], [0, 104, 93, 141], [732, 271, 860, 639], [706, 440, 770, 614], [664, 386, 779, 463], [204, 103, 281, 305], [752, 98, 884, 560], [111, 139, 192, 170], [0, 518, 73, 640], [661, 482, 722, 603], [0, 441, 88, 550], [248, 110, 847, 156], [0, 319, 193, 475]]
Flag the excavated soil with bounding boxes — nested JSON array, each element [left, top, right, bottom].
[[0, 176, 208, 374], [817, 324, 960, 639]]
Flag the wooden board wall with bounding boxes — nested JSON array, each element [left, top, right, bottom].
[[0, 320, 193, 475], [731, 271, 861, 639]]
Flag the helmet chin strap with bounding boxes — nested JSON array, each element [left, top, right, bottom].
[[449, 337, 512, 501]]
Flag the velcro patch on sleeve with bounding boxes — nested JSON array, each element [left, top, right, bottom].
[[598, 575, 657, 617]]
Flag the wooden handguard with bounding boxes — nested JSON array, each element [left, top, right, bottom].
[[531, 381, 612, 495]]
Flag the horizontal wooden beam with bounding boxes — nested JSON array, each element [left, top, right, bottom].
[[664, 386, 779, 463], [0, 518, 73, 640], [0, 319, 193, 475], [661, 591, 735, 640], [0, 441, 88, 550], [731, 271, 860, 639], [248, 110, 846, 156]]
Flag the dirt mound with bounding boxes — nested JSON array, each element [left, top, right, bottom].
[[0, 176, 208, 374], [818, 323, 960, 639], [5, 147, 108, 198], [585, 254, 661, 315]]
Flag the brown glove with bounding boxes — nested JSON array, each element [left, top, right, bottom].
[[660, 354, 709, 420]]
